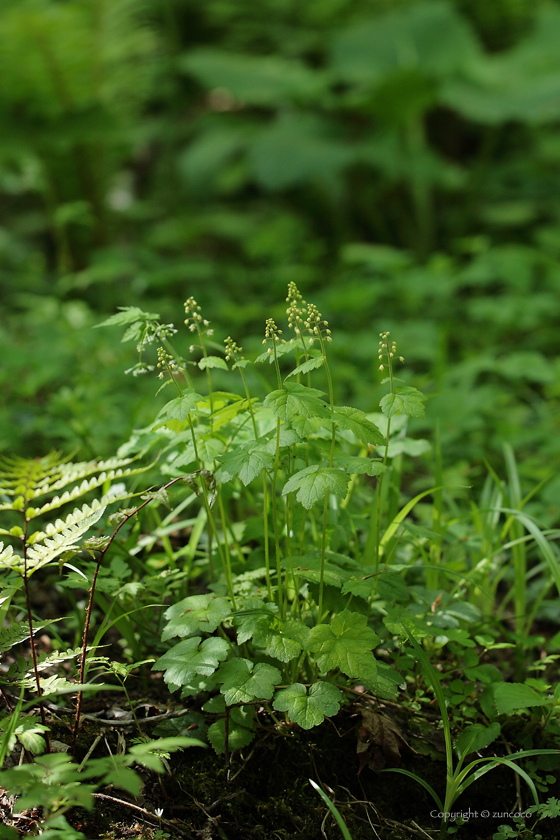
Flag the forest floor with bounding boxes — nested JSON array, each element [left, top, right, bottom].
[[2, 687, 558, 840]]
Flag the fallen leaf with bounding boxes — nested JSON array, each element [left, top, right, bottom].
[[357, 706, 415, 773]]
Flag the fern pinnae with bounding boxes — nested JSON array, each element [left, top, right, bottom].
[[27, 499, 107, 545], [26, 507, 107, 575]]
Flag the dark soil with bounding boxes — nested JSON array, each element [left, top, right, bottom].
[[6, 696, 556, 840]]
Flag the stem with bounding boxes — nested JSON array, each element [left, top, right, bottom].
[[317, 335, 335, 625], [22, 513, 51, 753], [71, 476, 186, 753]]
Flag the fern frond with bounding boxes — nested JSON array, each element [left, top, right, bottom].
[[0, 542, 18, 570], [0, 453, 69, 494], [29, 456, 139, 500], [27, 500, 106, 546], [26, 506, 106, 575], [0, 624, 35, 653], [35, 463, 151, 516]]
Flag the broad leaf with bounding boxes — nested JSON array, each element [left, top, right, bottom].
[[493, 683, 550, 715], [306, 610, 379, 681], [206, 705, 255, 755], [380, 387, 426, 419], [329, 406, 385, 445], [153, 637, 229, 686], [273, 681, 341, 729], [285, 356, 324, 379], [282, 465, 349, 509], [95, 306, 160, 329], [216, 440, 275, 485], [162, 594, 231, 640], [217, 659, 282, 704], [264, 382, 330, 422], [156, 390, 204, 423], [334, 455, 386, 476], [199, 355, 228, 371], [455, 722, 501, 756]]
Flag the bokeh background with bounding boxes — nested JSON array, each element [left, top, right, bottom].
[[1, 0, 559, 508]]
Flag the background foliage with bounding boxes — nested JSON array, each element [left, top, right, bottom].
[[1, 0, 559, 511]]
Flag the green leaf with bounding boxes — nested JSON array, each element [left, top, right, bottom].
[[181, 49, 325, 106], [380, 387, 426, 418], [455, 722, 501, 756], [493, 683, 551, 715], [207, 706, 255, 755], [306, 610, 379, 681], [331, 1, 478, 84], [233, 600, 278, 644], [216, 440, 275, 485], [263, 382, 330, 422], [198, 355, 228, 371], [273, 681, 342, 729], [282, 465, 349, 509], [161, 594, 231, 640], [217, 659, 282, 705], [288, 554, 352, 589], [95, 306, 160, 329], [153, 637, 229, 686], [254, 342, 296, 364], [285, 356, 324, 379], [156, 390, 204, 423], [329, 406, 385, 445], [262, 620, 310, 663], [334, 455, 387, 477]]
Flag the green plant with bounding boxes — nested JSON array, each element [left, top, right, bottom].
[[383, 627, 560, 837], [97, 288, 438, 753]]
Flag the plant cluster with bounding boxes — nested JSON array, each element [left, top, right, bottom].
[[1, 289, 560, 838]]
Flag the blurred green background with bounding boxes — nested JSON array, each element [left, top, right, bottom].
[[1, 0, 559, 507]]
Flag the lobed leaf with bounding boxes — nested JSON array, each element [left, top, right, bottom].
[[282, 465, 349, 509], [217, 659, 282, 705], [153, 637, 230, 686], [161, 594, 232, 640], [306, 610, 379, 682], [273, 681, 341, 729]]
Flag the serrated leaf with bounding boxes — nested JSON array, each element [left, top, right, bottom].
[[207, 706, 255, 755], [260, 620, 311, 663], [306, 610, 379, 681], [199, 355, 228, 371], [162, 594, 231, 640], [95, 306, 160, 329], [0, 624, 36, 652], [455, 722, 501, 756], [492, 683, 550, 715], [156, 390, 204, 423], [263, 382, 330, 422], [216, 441, 275, 485], [334, 456, 387, 476], [380, 387, 426, 419], [212, 397, 254, 430], [289, 416, 325, 438], [233, 600, 278, 645], [254, 342, 296, 364], [153, 637, 229, 686], [329, 406, 385, 445], [273, 681, 341, 729], [282, 465, 349, 509], [285, 356, 325, 379], [217, 659, 282, 704]]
